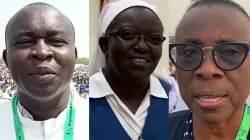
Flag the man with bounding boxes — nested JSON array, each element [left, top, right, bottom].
[[169, 0, 250, 140], [0, 2, 88, 140]]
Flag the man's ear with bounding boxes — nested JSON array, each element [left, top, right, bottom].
[[75, 47, 78, 59], [99, 37, 109, 55], [2, 49, 8, 68]]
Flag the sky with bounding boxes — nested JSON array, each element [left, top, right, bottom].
[[0, 0, 89, 58]]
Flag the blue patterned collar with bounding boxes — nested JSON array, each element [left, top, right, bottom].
[[183, 111, 193, 140]]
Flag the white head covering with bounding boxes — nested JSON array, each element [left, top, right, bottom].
[[90, 0, 169, 83]]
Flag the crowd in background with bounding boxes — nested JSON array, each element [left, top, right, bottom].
[[0, 64, 89, 101], [72, 64, 89, 98], [0, 65, 16, 100]]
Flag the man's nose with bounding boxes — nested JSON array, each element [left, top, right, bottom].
[[30, 39, 54, 61], [194, 55, 224, 80]]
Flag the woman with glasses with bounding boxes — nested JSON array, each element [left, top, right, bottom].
[[89, 0, 170, 139], [169, 0, 250, 140]]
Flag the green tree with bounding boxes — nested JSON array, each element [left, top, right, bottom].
[[76, 57, 89, 65]]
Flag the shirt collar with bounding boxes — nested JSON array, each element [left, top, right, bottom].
[[18, 101, 34, 120], [89, 69, 168, 99], [17, 86, 79, 120]]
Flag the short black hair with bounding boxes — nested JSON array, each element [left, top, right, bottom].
[[186, 0, 250, 20], [5, 2, 75, 46]]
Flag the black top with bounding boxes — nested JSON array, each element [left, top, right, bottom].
[[169, 110, 190, 140], [169, 110, 250, 140]]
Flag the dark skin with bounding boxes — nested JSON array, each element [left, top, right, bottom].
[[175, 5, 250, 140], [3, 5, 77, 121], [99, 7, 164, 114]]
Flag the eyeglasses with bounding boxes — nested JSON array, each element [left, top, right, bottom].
[[169, 42, 250, 71], [108, 28, 166, 48]]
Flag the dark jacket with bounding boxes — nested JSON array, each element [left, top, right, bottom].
[[169, 110, 190, 140], [169, 110, 250, 140]]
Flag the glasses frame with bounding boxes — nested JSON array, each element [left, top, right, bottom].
[[169, 42, 250, 71], [107, 28, 166, 46]]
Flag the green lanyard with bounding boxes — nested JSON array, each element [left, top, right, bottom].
[[235, 104, 250, 140], [11, 93, 76, 140]]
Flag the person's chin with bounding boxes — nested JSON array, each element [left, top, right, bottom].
[[193, 105, 233, 124], [124, 71, 151, 80], [122, 66, 153, 79], [27, 92, 62, 103], [198, 113, 232, 124], [23, 83, 65, 102]]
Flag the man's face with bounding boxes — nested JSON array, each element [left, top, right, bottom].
[[4, 6, 76, 101], [175, 5, 250, 123]]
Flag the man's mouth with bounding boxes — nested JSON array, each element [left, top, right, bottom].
[[28, 66, 57, 84], [29, 73, 56, 84], [196, 96, 224, 102], [131, 58, 148, 63], [194, 92, 228, 109]]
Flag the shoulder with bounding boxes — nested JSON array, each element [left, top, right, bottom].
[[154, 76, 172, 93], [0, 100, 14, 133], [0, 100, 12, 112], [90, 72, 101, 81], [0, 100, 14, 121], [89, 72, 102, 89], [70, 87, 89, 122], [68, 91, 89, 140], [169, 110, 191, 140], [72, 89, 88, 105], [169, 110, 190, 120]]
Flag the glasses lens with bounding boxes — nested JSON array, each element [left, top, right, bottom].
[[147, 35, 164, 45], [118, 29, 137, 40], [214, 44, 247, 70], [171, 44, 203, 70]]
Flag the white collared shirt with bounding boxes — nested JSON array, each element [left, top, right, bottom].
[[0, 86, 89, 140], [90, 70, 168, 140]]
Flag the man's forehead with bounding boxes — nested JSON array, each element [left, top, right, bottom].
[[7, 6, 72, 36], [176, 5, 250, 43]]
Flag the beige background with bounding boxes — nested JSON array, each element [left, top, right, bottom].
[[89, 0, 250, 72]]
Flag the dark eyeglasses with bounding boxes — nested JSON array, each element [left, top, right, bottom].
[[169, 42, 250, 71], [108, 28, 166, 47]]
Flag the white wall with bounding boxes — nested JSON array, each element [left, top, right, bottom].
[[89, 0, 100, 63], [147, 0, 170, 71], [169, 0, 191, 35]]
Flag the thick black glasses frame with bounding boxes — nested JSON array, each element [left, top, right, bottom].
[[169, 42, 250, 71]]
